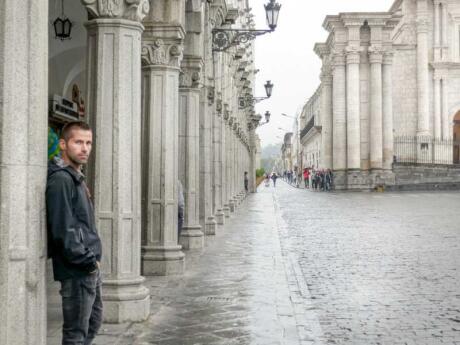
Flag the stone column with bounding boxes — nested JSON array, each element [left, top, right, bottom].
[[0, 0, 48, 343], [320, 68, 333, 169], [248, 125, 257, 193], [140, 36, 185, 274], [416, 0, 430, 137], [442, 77, 449, 140], [441, 2, 448, 59], [382, 52, 394, 170], [434, 1, 441, 60], [84, 0, 150, 322], [332, 52, 347, 171], [178, 62, 204, 249], [369, 46, 384, 170], [222, 111, 230, 217], [346, 46, 361, 170], [213, 101, 225, 225], [434, 74, 442, 139]]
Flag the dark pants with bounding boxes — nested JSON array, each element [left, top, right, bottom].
[[60, 270, 103, 345]]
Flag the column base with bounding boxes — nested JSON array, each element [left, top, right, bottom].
[[102, 277, 150, 323], [223, 205, 231, 218], [215, 210, 225, 225], [142, 245, 185, 276], [334, 169, 396, 190], [179, 225, 204, 249], [205, 216, 217, 235], [229, 200, 236, 213]]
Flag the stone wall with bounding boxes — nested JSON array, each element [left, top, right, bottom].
[[391, 163, 460, 190]]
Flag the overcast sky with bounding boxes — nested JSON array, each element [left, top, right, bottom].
[[251, 0, 395, 147]]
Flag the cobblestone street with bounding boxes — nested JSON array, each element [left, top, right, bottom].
[[47, 181, 460, 345], [276, 180, 460, 345]]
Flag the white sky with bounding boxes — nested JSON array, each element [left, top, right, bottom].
[[251, 0, 395, 147]]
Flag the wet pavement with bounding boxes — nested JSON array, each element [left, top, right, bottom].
[[48, 181, 460, 345]]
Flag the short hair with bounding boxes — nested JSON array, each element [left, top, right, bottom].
[[60, 121, 91, 141]]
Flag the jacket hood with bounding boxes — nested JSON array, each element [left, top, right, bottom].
[[47, 156, 84, 184]]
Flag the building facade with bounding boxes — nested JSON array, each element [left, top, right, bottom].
[[0, 0, 265, 343], [297, 0, 460, 189]]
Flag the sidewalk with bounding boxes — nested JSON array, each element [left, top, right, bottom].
[[47, 186, 320, 345]]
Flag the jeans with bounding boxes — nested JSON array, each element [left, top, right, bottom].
[[60, 270, 103, 345]]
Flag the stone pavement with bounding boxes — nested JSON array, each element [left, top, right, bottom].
[[47, 186, 317, 345], [274, 180, 460, 345]]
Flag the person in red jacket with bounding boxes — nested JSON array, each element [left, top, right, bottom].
[[303, 168, 310, 188]]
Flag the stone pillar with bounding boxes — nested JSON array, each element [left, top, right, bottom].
[[0, 0, 48, 343], [248, 126, 257, 193], [84, 0, 150, 322], [213, 104, 225, 225], [416, 0, 430, 137], [346, 46, 361, 170], [434, 1, 441, 60], [441, 2, 449, 59], [442, 77, 449, 140], [434, 74, 442, 139], [332, 52, 347, 172], [222, 112, 230, 218], [369, 47, 384, 170], [320, 69, 333, 169], [382, 52, 394, 170], [178, 62, 204, 249], [140, 36, 185, 274]]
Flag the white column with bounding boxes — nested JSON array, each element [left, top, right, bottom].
[[369, 48, 384, 170], [213, 106, 225, 225], [332, 53, 347, 171], [434, 1, 441, 60], [320, 70, 333, 169], [434, 75, 442, 139], [140, 38, 185, 275], [417, 1, 431, 137], [441, 2, 448, 59], [346, 47, 361, 170], [383, 52, 395, 170], [222, 113, 230, 217], [441, 77, 450, 140], [0, 0, 48, 343], [85, 5, 150, 321], [178, 64, 204, 249]]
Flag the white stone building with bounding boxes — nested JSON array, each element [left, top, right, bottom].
[[0, 0, 267, 343], [297, 0, 460, 189]]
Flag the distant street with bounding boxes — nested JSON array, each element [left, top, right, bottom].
[[274, 180, 460, 345]]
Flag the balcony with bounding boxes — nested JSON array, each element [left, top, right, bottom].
[[300, 117, 315, 140]]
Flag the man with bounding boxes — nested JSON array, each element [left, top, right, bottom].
[[46, 121, 103, 345]]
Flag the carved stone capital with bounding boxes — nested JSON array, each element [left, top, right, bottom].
[[179, 67, 201, 88], [368, 45, 384, 64], [331, 50, 346, 66], [345, 46, 361, 64], [207, 86, 215, 105], [382, 51, 394, 65], [81, 0, 149, 22], [141, 39, 183, 68]]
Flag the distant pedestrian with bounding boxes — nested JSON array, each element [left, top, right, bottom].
[[271, 172, 278, 187], [244, 171, 249, 192], [178, 179, 185, 239]]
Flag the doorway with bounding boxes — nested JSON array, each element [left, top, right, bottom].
[[454, 111, 460, 164]]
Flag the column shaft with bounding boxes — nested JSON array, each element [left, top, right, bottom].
[[434, 77, 442, 139], [321, 74, 333, 169], [369, 51, 383, 169], [416, 2, 430, 136], [0, 0, 48, 343], [86, 19, 149, 322], [332, 54, 347, 170], [140, 39, 185, 276], [382, 54, 394, 170], [346, 51, 361, 170], [441, 78, 449, 140], [179, 85, 204, 249]]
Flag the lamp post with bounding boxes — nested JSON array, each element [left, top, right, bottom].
[[239, 80, 274, 109], [257, 111, 271, 127], [212, 0, 282, 52]]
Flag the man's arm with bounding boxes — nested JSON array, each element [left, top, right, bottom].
[[46, 173, 98, 273]]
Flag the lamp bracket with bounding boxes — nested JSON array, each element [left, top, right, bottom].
[[212, 28, 273, 52]]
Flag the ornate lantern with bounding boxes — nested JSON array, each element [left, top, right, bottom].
[[53, 0, 72, 40], [264, 0, 282, 31]]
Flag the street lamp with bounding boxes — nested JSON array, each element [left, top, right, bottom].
[[256, 111, 271, 127], [212, 0, 282, 52], [239, 80, 274, 109]]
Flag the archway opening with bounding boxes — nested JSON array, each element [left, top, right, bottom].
[[453, 111, 460, 164]]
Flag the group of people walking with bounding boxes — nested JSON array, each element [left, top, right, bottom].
[[282, 168, 333, 191]]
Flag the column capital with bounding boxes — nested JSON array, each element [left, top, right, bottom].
[[368, 46, 384, 64], [345, 46, 361, 64], [81, 0, 149, 22], [331, 50, 346, 66], [180, 56, 203, 88], [416, 18, 429, 33], [141, 39, 183, 69], [382, 51, 394, 65]]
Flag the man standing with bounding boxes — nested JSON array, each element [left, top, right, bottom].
[[46, 121, 103, 345], [244, 171, 249, 192]]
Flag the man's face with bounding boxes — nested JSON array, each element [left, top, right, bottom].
[[59, 129, 93, 167]]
